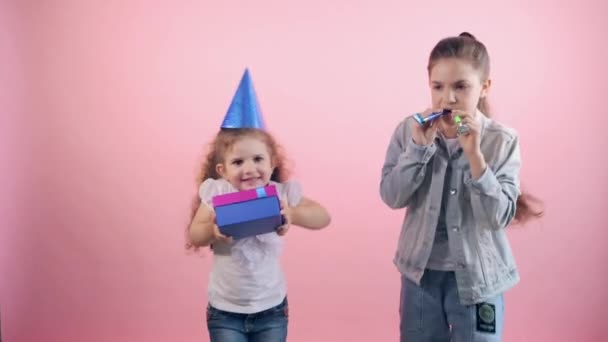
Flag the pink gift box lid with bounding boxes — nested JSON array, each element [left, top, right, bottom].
[[212, 184, 278, 207]]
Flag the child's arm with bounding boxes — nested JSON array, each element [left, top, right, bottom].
[[290, 197, 331, 230], [188, 203, 232, 247], [380, 118, 437, 209], [467, 135, 521, 230]]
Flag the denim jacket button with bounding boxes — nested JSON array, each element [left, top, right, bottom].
[[450, 189, 457, 195], [452, 226, 459, 232]]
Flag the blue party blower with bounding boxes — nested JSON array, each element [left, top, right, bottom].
[[413, 109, 452, 125], [212, 185, 284, 239]]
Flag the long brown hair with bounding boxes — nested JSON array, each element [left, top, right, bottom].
[[185, 128, 290, 250], [428, 32, 544, 225]]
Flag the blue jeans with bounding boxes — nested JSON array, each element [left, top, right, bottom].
[[400, 270, 504, 342], [206, 297, 288, 342]]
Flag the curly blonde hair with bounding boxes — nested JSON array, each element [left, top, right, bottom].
[[185, 128, 290, 250]]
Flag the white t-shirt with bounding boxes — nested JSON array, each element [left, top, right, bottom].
[[199, 178, 303, 314]]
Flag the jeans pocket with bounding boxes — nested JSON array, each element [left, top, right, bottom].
[[401, 276, 424, 332], [271, 298, 289, 319], [206, 305, 213, 321], [283, 305, 289, 318], [206, 305, 225, 322]]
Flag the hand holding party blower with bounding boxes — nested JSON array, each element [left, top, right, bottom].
[[413, 108, 470, 136]]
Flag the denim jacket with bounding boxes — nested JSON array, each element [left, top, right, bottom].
[[380, 113, 521, 305]]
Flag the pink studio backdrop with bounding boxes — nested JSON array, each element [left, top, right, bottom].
[[2, 1, 607, 341]]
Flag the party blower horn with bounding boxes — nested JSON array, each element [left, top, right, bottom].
[[413, 109, 452, 125]]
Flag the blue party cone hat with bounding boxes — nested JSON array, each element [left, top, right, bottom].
[[220, 68, 266, 129]]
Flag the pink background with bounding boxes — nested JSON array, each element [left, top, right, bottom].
[[2, 1, 607, 341]]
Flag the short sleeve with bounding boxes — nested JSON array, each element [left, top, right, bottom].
[[276, 180, 303, 207], [198, 179, 237, 209]]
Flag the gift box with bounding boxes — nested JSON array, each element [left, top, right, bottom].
[[212, 185, 283, 239]]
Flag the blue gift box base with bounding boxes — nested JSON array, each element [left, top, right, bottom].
[[215, 196, 283, 239]]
